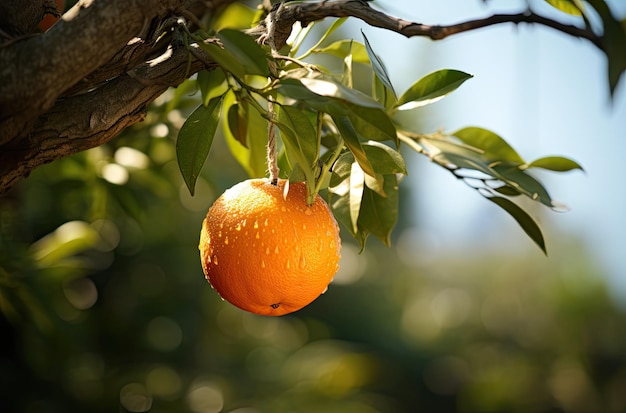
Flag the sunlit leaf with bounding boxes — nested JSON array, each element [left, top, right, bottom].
[[176, 96, 223, 195], [453, 127, 525, 164], [279, 77, 396, 143], [487, 196, 547, 254], [349, 162, 365, 234], [362, 30, 397, 99], [300, 77, 383, 109], [362, 141, 407, 175], [396, 69, 473, 110], [276, 105, 319, 195], [197, 69, 227, 106], [359, 174, 399, 247], [329, 180, 368, 250], [314, 39, 370, 63], [299, 17, 348, 58], [222, 91, 267, 178], [29, 221, 100, 267], [545, 0, 583, 16], [213, 2, 256, 31], [526, 156, 584, 172], [374, 70, 398, 110], [332, 116, 376, 177]]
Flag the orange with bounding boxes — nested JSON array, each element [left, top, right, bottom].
[[199, 179, 341, 316]]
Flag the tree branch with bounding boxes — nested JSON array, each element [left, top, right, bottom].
[[254, 0, 602, 50], [0, 43, 214, 193]]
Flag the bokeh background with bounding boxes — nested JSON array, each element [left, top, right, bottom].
[[1, 1, 625, 412]]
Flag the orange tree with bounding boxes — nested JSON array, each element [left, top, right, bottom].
[[0, 0, 624, 291], [1, 0, 624, 253]]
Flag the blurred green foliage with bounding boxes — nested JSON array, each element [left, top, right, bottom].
[[1, 85, 626, 413]]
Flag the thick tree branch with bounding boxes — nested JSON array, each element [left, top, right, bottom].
[[0, 0, 181, 144], [252, 0, 602, 50], [0, 43, 214, 193]]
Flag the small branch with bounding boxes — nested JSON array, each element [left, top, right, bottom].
[[255, 0, 601, 50]]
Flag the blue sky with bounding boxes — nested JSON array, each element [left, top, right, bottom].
[[356, 1, 626, 303]]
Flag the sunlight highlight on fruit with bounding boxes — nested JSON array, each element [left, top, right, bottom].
[[199, 179, 341, 316]]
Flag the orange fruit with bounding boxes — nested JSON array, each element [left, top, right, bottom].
[[199, 179, 341, 316]]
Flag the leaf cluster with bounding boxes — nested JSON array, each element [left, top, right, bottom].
[[175, 5, 583, 252]]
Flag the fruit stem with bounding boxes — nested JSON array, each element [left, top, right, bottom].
[[267, 97, 279, 186]]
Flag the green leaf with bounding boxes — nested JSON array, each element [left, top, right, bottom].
[[487, 196, 547, 254], [362, 30, 397, 99], [492, 164, 554, 208], [396, 69, 473, 110], [298, 17, 348, 59], [329, 184, 368, 250], [545, 0, 583, 16], [314, 40, 370, 63], [275, 105, 319, 194], [362, 141, 407, 175], [343, 102, 397, 144], [332, 116, 376, 177], [176, 96, 223, 195], [526, 156, 584, 172], [227, 101, 248, 147], [279, 77, 396, 143], [30, 221, 100, 267], [330, 151, 354, 185], [300, 77, 383, 109], [373, 69, 398, 110], [453, 127, 525, 164], [276, 105, 318, 164], [197, 69, 228, 106], [359, 174, 399, 247], [349, 162, 365, 234], [587, 0, 626, 95], [199, 29, 270, 78], [222, 91, 267, 178], [213, 2, 256, 31]]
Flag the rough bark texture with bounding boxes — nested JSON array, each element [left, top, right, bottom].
[[0, 0, 234, 195]]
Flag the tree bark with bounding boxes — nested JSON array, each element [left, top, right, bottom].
[[0, 0, 231, 195]]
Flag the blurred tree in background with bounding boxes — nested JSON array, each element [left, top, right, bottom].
[[1, 1, 626, 412]]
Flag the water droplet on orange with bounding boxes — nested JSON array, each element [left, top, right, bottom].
[[253, 220, 259, 229], [224, 236, 229, 245], [305, 208, 312, 216]]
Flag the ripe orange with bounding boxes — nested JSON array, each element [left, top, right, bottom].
[[199, 179, 341, 316]]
